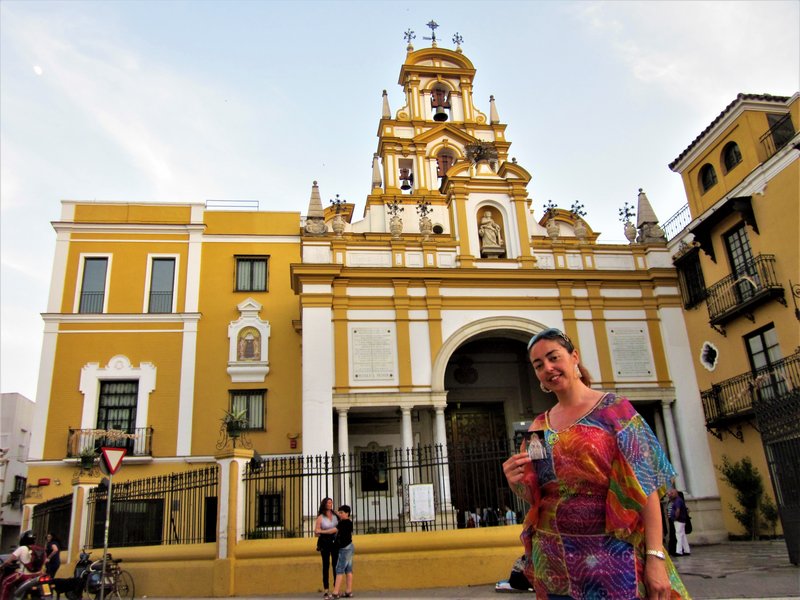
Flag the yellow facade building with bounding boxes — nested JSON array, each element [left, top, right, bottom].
[[667, 93, 799, 560], [26, 38, 727, 596]]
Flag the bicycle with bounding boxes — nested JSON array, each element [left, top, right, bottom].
[[85, 555, 134, 600]]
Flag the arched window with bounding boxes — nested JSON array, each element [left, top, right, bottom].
[[436, 150, 456, 178], [722, 142, 742, 173], [699, 164, 718, 193]]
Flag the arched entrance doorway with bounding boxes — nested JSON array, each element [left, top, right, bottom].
[[440, 330, 556, 527]]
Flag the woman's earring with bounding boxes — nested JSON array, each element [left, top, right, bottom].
[[540, 382, 551, 393], [574, 363, 581, 377]]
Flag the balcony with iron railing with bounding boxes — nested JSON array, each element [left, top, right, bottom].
[[662, 203, 692, 242], [760, 113, 796, 160], [67, 426, 154, 458], [705, 254, 786, 328], [701, 350, 800, 431]]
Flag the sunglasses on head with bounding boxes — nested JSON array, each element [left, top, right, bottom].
[[527, 328, 574, 352]]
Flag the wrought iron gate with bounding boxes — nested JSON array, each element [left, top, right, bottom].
[[754, 387, 800, 565]]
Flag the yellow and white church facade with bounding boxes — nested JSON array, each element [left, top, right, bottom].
[[26, 37, 725, 596]]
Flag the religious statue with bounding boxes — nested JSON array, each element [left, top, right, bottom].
[[479, 211, 503, 249]]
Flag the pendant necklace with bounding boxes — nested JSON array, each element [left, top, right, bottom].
[[544, 393, 608, 447]]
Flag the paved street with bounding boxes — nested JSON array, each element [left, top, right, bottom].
[[141, 540, 798, 599]]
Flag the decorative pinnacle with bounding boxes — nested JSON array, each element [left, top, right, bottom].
[[452, 32, 463, 47], [424, 20, 439, 47], [404, 28, 415, 51]]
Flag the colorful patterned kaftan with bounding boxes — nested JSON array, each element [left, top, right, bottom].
[[514, 393, 690, 599]]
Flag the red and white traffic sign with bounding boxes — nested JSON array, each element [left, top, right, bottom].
[[100, 447, 127, 474]]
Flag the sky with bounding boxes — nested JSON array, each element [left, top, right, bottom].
[[1, 0, 798, 401]]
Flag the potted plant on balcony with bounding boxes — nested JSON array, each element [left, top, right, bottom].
[[78, 447, 98, 472], [222, 408, 249, 443]]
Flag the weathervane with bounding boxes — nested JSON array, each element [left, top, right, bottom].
[[423, 20, 439, 46], [452, 32, 463, 49]]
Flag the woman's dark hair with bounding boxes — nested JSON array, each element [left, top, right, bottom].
[[317, 497, 333, 516], [527, 327, 593, 386]]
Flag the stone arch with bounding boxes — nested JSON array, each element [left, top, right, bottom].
[[430, 317, 549, 392]]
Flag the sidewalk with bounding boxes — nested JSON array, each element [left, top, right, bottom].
[[140, 540, 798, 599]]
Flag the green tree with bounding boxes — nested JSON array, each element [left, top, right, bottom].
[[718, 456, 763, 539], [760, 494, 779, 537]]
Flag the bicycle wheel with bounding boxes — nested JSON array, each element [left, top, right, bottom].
[[115, 570, 135, 600]]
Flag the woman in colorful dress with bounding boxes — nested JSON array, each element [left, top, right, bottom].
[[503, 328, 690, 600]]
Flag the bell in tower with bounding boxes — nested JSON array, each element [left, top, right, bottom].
[[431, 87, 450, 122]]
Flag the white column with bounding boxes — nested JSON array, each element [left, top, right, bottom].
[[337, 407, 351, 508], [434, 406, 452, 510], [661, 400, 687, 492], [401, 407, 415, 488], [337, 408, 350, 455]]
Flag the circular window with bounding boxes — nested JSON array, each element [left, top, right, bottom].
[[433, 224, 444, 234]]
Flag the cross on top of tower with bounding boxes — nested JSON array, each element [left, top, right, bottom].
[[404, 29, 415, 44], [423, 20, 439, 46]]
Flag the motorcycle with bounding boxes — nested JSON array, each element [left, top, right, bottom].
[[0, 555, 54, 600]]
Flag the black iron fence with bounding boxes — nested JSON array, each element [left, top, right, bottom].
[[706, 254, 784, 324], [754, 387, 800, 565], [31, 494, 72, 550], [85, 465, 218, 548], [701, 350, 800, 427], [243, 440, 524, 539]]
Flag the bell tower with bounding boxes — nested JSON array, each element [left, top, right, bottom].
[[365, 23, 536, 267]]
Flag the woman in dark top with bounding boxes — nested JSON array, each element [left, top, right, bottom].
[[44, 533, 61, 578]]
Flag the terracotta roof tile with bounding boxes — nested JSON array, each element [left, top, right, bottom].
[[668, 93, 791, 170]]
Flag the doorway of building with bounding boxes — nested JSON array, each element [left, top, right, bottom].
[[445, 402, 510, 527]]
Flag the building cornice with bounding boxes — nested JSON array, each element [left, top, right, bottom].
[[41, 312, 202, 324]]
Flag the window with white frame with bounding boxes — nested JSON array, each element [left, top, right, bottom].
[[235, 256, 268, 292], [79, 257, 109, 313], [148, 257, 176, 313], [230, 390, 265, 430]]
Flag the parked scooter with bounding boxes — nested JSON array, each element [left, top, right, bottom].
[[50, 551, 91, 600]]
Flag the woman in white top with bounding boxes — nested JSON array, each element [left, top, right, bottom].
[[314, 497, 339, 600]]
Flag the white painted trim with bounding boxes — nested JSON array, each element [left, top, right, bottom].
[[78, 355, 157, 432], [185, 229, 202, 313], [42, 313, 200, 324], [29, 321, 59, 460], [176, 320, 198, 456], [47, 230, 70, 313], [53, 223, 205, 235], [73, 253, 112, 314], [143, 253, 180, 313]]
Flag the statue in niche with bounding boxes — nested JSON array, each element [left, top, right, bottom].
[[237, 328, 261, 361], [479, 211, 504, 256]]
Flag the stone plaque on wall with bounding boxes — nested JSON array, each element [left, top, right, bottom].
[[608, 325, 655, 378], [351, 327, 396, 381]]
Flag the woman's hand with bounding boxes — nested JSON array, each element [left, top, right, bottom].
[[645, 556, 671, 600], [503, 451, 530, 485]]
